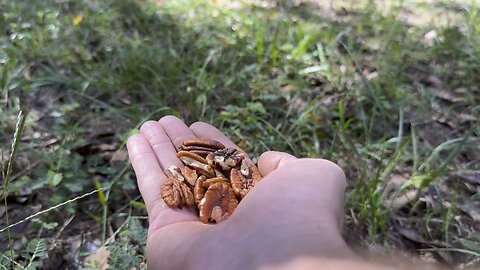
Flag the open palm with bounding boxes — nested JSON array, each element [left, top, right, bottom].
[[127, 116, 356, 270]]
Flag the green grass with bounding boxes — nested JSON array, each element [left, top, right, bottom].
[[1, 0, 479, 268]]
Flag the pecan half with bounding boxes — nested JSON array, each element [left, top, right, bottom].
[[198, 182, 238, 223], [178, 145, 218, 152], [250, 164, 262, 185], [164, 165, 184, 182], [177, 151, 215, 178], [230, 164, 262, 199], [240, 159, 249, 177], [181, 138, 225, 150], [183, 166, 198, 186], [190, 150, 214, 158], [206, 148, 245, 171], [230, 168, 249, 199], [194, 175, 207, 205], [161, 176, 195, 208], [214, 168, 226, 178], [178, 145, 218, 158], [203, 177, 229, 188]]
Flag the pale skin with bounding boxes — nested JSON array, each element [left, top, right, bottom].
[[127, 115, 392, 270]]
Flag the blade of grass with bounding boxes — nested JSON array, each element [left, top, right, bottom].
[[396, 107, 404, 151], [1, 109, 27, 269], [0, 188, 102, 234], [411, 124, 419, 174]]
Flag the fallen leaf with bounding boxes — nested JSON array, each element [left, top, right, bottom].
[[456, 172, 480, 184], [460, 200, 480, 222], [385, 190, 418, 209], [426, 87, 466, 103], [111, 149, 128, 165], [73, 15, 83, 26], [84, 246, 110, 270]]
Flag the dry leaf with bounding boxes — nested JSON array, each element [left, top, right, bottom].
[[460, 200, 480, 222], [385, 190, 418, 209], [73, 15, 83, 26], [84, 246, 110, 270]]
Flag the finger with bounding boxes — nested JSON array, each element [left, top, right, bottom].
[[140, 120, 184, 170], [127, 134, 197, 225], [127, 134, 166, 210], [158, 115, 196, 148], [189, 121, 241, 150], [258, 151, 297, 176], [189, 122, 254, 165], [237, 158, 347, 229]]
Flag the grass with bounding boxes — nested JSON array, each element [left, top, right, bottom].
[[0, 0, 479, 268]]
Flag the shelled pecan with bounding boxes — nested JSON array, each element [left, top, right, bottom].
[[198, 182, 238, 223], [161, 175, 194, 208], [178, 138, 225, 157], [160, 137, 263, 224], [206, 148, 245, 171], [177, 151, 216, 178], [231, 163, 262, 200]]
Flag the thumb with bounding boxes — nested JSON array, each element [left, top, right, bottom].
[[258, 151, 297, 176]]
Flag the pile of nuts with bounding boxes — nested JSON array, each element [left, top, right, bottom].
[[161, 138, 263, 224]]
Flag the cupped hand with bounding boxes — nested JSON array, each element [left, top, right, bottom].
[[127, 116, 358, 270]]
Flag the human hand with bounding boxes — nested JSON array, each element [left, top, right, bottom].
[[127, 116, 360, 270]]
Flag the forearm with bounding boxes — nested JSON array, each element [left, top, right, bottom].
[[259, 256, 393, 270]]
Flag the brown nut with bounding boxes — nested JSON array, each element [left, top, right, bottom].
[[182, 138, 225, 150], [164, 165, 184, 182], [214, 168, 226, 178], [194, 175, 207, 205], [203, 177, 229, 188], [240, 159, 249, 176], [178, 145, 218, 158], [179, 145, 219, 152], [161, 176, 195, 208], [206, 148, 245, 171], [177, 151, 216, 178], [198, 182, 238, 223], [230, 164, 262, 199], [230, 168, 249, 199], [250, 164, 263, 185], [189, 150, 214, 158], [183, 166, 198, 186]]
